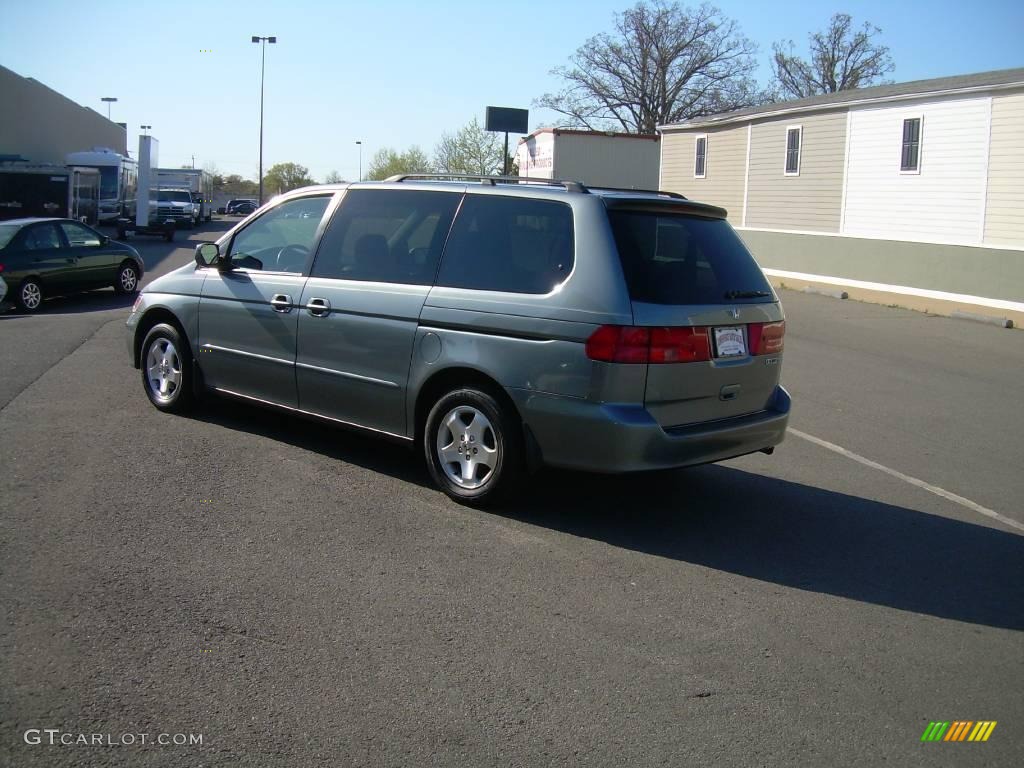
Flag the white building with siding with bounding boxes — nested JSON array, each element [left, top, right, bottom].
[[658, 68, 1024, 324]]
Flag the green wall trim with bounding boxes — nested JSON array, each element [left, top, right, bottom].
[[738, 229, 1024, 303]]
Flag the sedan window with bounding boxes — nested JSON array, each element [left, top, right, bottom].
[[23, 224, 64, 250], [59, 222, 102, 247]]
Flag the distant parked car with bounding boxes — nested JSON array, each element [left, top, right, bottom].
[[230, 200, 258, 216], [226, 199, 258, 215], [0, 217, 144, 312]]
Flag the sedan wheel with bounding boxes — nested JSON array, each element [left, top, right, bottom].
[[17, 279, 43, 312], [115, 263, 140, 294]]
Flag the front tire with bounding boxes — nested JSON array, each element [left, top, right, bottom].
[[424, 388, 521, 505], [16, 278, 43, 312], [141, 323, 194, 413], [114, 262, 140, 294]]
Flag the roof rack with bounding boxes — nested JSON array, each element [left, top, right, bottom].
[[384, 173, 588, 193], [586, 185, 687, 200]]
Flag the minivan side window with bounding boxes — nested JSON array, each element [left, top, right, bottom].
[[435, 195, 574, 294], [227, 195, 331, 272], [311, 190, 462, 284]]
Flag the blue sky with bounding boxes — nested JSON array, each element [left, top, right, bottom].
[[2, 0, 1021, 181]]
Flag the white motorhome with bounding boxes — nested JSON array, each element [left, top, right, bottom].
[[65, 148, 138, 223]]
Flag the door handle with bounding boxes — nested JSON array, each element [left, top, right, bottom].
[[306, 297, 331, 317], [270, 294, 292, 313]]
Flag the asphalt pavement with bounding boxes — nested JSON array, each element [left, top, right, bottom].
[[1, 222, 1021, 766]]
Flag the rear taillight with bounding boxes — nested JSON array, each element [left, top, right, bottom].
[[585, 325, 650, 363], [586, 325, 711, 364], [649, 327, 711, 363], [0, 264, 5, 272], [748, 321, 785, 355]]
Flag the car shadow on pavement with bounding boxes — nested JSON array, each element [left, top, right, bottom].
[[186, 397, 430, 488], [185, 399, 1024, 631], [0, 290, 138, 318], [497, 466, 1024, 631]]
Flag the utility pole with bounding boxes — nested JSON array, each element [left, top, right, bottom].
[[252, 35, 277, 205]]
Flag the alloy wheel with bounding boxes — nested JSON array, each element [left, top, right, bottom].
[[435, 405, 500, 490]]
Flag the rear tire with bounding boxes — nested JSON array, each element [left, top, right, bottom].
[[16, 278, 43, 312], [423, 387, 521, 506], [140, 323, 194, 413], [114, 261, 140, 295]]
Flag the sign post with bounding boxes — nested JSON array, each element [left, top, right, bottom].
[[485, 107, 528, 176]]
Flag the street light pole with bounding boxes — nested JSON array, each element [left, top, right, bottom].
[[355, 141, 362, 181], [251, 35, 277, 205], [101, 96, 118, 120]]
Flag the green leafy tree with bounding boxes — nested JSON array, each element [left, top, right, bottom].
[[366, 147, 433, 181], [772, 13, 894, 99], [434, 117, 506, 176], [262, 162, 316, 195]]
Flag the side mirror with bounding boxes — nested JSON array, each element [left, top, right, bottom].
[[195, 242, 221, 267], [99, 235, 110, 245]]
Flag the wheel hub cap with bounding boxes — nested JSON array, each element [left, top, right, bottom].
[[436, 406, 499, 490], [146, 338, 181, 402]]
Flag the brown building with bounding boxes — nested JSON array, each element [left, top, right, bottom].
[[0, 64, 127, 164]]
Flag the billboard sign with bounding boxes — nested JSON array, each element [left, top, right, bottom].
[[485, 107, 529, 135]]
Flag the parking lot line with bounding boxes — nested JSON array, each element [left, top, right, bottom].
[[788, 427, 1024, 534]]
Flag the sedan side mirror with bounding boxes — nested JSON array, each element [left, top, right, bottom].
[[195, 242, 221, 267]]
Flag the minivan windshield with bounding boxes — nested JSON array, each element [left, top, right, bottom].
[[157, 190, 192, 203], [608, 210, 774, 305]]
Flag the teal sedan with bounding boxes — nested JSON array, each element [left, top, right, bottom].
[[0, 218, 144, 312]]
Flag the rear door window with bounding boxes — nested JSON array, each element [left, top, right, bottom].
[[435, 195, 574, 294], [608, 210, 773, 305], [311, 189, 462, 284]]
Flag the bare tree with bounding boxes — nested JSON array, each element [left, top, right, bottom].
[[535, 1, 764, 133], [772, 13, 894, 99], [324, 170, 345, 183], [434, 117, 506, 176]]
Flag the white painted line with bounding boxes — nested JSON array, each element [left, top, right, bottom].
[[788, 428, 1024, 534], [762, 268, 1024, 314]]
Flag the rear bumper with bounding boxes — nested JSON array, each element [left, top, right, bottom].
[[509, 385, 791, 473]]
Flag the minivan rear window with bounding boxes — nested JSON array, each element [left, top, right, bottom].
[[608, 210, 774, 305], [436, 195, 574, 294]]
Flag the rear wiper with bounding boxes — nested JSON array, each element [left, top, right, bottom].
[[724, 289, 772, 299]]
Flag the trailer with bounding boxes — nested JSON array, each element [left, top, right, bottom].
[[515, 128, 660, 190], [0, 164, 100, 224], [154, 167, 213, 225], [115, 136, 175, 242]]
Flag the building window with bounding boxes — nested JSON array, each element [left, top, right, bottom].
[[694, 135, 707, 178], [784, 126, 802, 175], [901, 117, 922, 173]]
